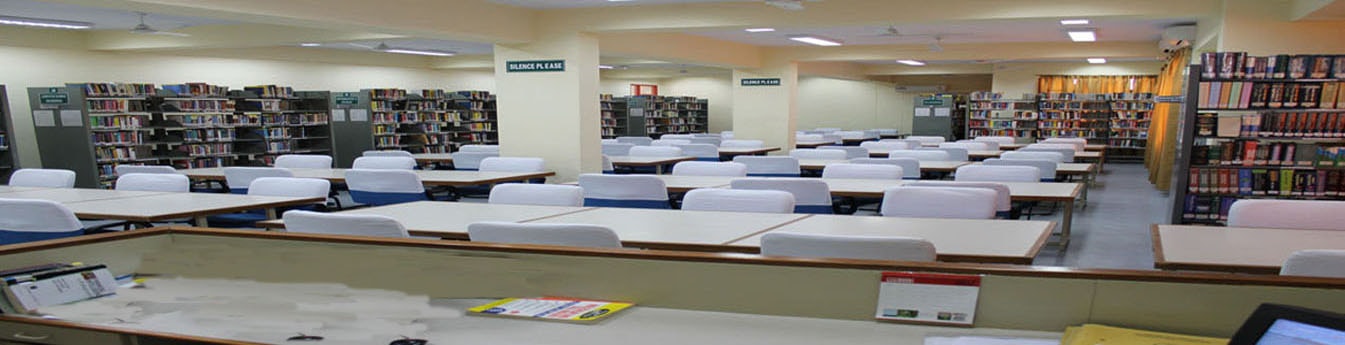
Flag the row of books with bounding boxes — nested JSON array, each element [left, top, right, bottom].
[[968, 129, 1037, 138], [1187, 167, 1345, 197], [172, 157, 226, 169], [1039, 122, 1108, 130], [452, 90, 492, 100], [162, 83, 229, 97], [91, 131, 145, 144], [422, 89, 448, 99], [181, 143, 232, 155], [1038, 111, 1110, 120], [1192, 141, 1317, 167], [86, 99, 148, 113], [1111, 119, 1149, 129], [1181, 195, 1236, 222], [467, 123, 495, 131], [94, 146, 151, 162], [166, 99, 235, 112], [1201, 112, 1345, 138], [1039, 129, 1105, 138], [266, 141, 290, 153], [1199, 81, 1345, 109], [1040, 93, 1111, 101], [369, 88, 407, 100], [1110, 102, 1155, 110], [1200, 52, 1345, 80], [1113, 111, 1150, 119], [375, 136, 402, 148], [183, 129, 235, 142], [243, 85, 294, 99], [89, 115, 145, 130], [1038, 101, 1111, 110], [84, 83, 155, 97], [967, 101, 1035, 110], [0, 263, 120, 314], [969, 110, 1037, 119]]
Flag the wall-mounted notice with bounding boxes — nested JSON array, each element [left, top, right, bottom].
[[348, 109, 369, 122], [914, 108, 932, 117], [741, 78, 782, 86], [875, 272, 981, 327], [333, 92, 359, 106], [507, 60, 566, 73], [331, 109, 347, 122], [59, 110, 84, 127], [38, 87, 69, 109], [32, 110, 55, 127]]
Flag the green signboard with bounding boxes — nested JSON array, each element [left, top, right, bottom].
[[39, 87, 68, 105], [920, 98, 946, 106], [333, 92, 359, 105], [506, 60, 566, 73], [741, 78, 782, 86]]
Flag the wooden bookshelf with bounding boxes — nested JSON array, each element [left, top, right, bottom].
[[600, 94, 628, 139], [966, 91, 1038, 142], [0, 85, 15, 183]]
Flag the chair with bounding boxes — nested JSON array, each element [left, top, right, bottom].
[[9, 169, 77, 188], [676, 144, 722, 161], [822, 163, 902, 180], [732, 156, 802, 177], [954, 165, 1040, 183], [577, 174, 670, 209], [692, 133, 722, 139], [941, 142, 989, 151], [880, 186, 997, 219], [796, 134, 824, 142], [721, 139, 764, 149], [790, 149, 848, 161], [345, 169, 429, 206], [974, 136, 1015, 145], [480, 157, 546, 173], [689, 137, 721, 146], [760, 232, 936, 262], [661, 134, 695, 140], [1019, 145, 1075, 162], [730, 178, 832, 214], [362, 150, 413, 157], [451, 152, 499, 171], [920, 147, 969, 161], [488, 184, 584, 207], [616, 136, 653, 146], [222, 167, 293, 194], [651, 139, 691, 146], [1281, 250, 1345, 278], [115, 173, 190, 193], [114, 165, 178, 176], [458, 145, 500, 153], [984, 158, 1057, 182], [602, 143, 635, 156], [862, 129, 883, 140], [629, 146, 684, 157], [815, 127, 841, 132], [907, 136, 946, 146], [907, 181, 1013, 218], [860, 141, 912, 152], [680, 189, 795, 214], [273, 155, 332, 169], [887, 150, 950, 161], [207, 177, 330, 227], [874, 128, 900, 137], [1041, 138, 1087, 151], [468, 221, 622, 248], [283, 210, 409, 238], [835, 131, 866, 142], [601, 139, 618, 144], [850, 158, 920, 179], [352, 156, 417, 170], [819, 146, 869, 159], [672, 161, 747, 177], [0, 198, 83, 245], [1227, 199, 1345, 230], [602, 155, 615, 174], [957, 139, 998, 151], [1001, 151, 1066, 163], [720, 131, 734, 139]]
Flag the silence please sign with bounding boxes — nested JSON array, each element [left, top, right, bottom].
[[507, 60, 566, 73], [741, 78, 782, 86]]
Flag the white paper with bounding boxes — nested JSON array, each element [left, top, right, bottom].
[[33, 110, 56, 127], [914, 108, 932, 117], [348, 109, 369, 122], [934, 108, 951, 117], [331, 109, 347, 122], [875, 273, 980, 325], [60, 110, 84, 127]]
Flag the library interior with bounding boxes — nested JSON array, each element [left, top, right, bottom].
[[3, 0, 1345, 344]]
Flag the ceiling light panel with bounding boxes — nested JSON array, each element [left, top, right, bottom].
[[1067, 30, 1096, 42], [1087, 58, 1107, 64], [788, 35, 843, 46], [745, 28, 776, 33], [1059, 19, 1090, 25], [0, 15, 93, 29], [897, 60, 926, 66]]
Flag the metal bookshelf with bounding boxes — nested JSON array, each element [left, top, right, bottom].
[[600, 94, 628, 139], [1037, 93, 1114, 144], [965, 92, 1038, 142], [0, 85, 16, 183]]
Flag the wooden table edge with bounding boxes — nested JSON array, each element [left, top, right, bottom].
[[422, 171, 557, 186], [719, 214, 815, 245], [73, 196, 326, 222], [1027, 220, 1057, 258]]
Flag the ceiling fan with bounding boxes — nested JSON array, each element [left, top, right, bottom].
[[129, 12, 189, 37], [874, 25, 969, 52]]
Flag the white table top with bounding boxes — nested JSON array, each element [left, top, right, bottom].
[[796, 160, 970, 172], [65, 192, 325, 221], [411, 153, 453, 162], [179, 168, 553, 186], [718, 146, 781, 155], [966, 162, 1095, 175], [820, 178, 907, 197], [1000, 144, 1106, 151], [0, 188, 171, 203], [527, 207, 808, 249], [868, 150, 1004, 158], [653, 175, 735, 191], [258, 201, 588, 237], [731, 214, 1054, 264], [607, 156, 697, 166], [794, 140, 835, 148], [0, 185, 47, 193], [1154, 224, 1345, 274]]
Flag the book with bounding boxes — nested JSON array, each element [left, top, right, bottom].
[[3, 264, 118, 314], [1324, 82, 1340, 109], [1289, 55, 1311, 79], [1200, 53, 1218, 79], [467, 297, 633, 323], [1219, 52, 1239, 79], [1217, 115, 1241, 137], [1311, 55, 1334, 79]]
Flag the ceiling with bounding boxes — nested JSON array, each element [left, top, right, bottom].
[[0, 0, 233, 30], [488, 0, 753, 9], [315, 38, 496, 55], [692, 18, 1194, 46]]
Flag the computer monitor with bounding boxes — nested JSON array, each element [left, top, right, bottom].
[[1230, 304, 1345, 345]]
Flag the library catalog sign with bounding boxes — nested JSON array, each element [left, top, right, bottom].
[[741, 78, 782, 86], [39, 87, 69, 109], [507, 60, 566, 73]]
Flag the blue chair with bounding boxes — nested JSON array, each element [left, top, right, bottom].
[[730, 178, 833, 214], [0, 198, 84, 245], [732, 156, 801, 177], [578, 174, 670, 209], [206, 177, 330, 227], [222, 167, 293, 194], [346, 169, 430, 206]]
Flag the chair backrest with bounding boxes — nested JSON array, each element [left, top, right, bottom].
[[730, 177, 831, 213], [629, 145, 684, 157], [850, 158, 920, 179], [907, 181, 1012, 214], [721, 139, 764, 149], [689, 137, 721, 146], [796, 134, 824, 142], [468, 221, 622, 248], [957, 139, 999, 151], [887, 150, 950, 162], [114, 165, 177, 176], [1227, 199, 1345, 230], [861, 129, 883, 139], [247, 177, 331, 199], [815, 127, 842, 132], [344, 169, 426, 206], [1029, 141, 1080, 151], [860, 141, 912, 152], [661, 134, 695, 140], [362, 150, 413, 157], [760, 232, 936, 262], [820, 134, 843, 144], [1001, 151, 1065, 163], [692, 133, 722, 138], [651, 139, 691, 146], [874, 128, 899, 136], [488, 184, 584, 207], [222, 167, 293, 193], [115, 173, 190, 193], [601, 139, 618, 144], [1281, 250, 1345, 278], [984, 158, 1057, 181], [672, 161, 747, 177], [0, 198, 83, 245], [681, 189, 795, 214], [616, 136, 653, 146], [675, 144, 721, 160], [919, 147, 969, 161], [451, 152, 499, 170], [273, 154, 333, 169], [479, 157, 546, 173], [942, 142, 989, 151], [835, 131, 866, 140], [458, 144, 501, 153], [352, 156, 417, 170], [577, 174, 669, 208], [789, 149, 848, 161], [821, 163, 902, 180], [974, 136, 1016, 145], [880, 186, 997, 219], [9, 169, 77, 188], [1041, 138, 1086, 151], [720, 131, 734, 139], [602, 155, 615, 173], [954, 165, 1040, 183], [907, 136, 946, 145], [283, 210, 409, 238], [732, 156, 802, 177], [882, 139, 925, 148], [818, 145, 869, 159], [1019, 146, 1075, 162]]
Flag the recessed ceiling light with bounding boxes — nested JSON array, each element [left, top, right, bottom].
[[1087, 58, 1107, 64], [897, 60, 926, 66], [300, 43, 321, 47], [745, 28, 776, 33], [1067, 30, 1096, 42], [1060, 19, 1090, 25], [0, 15, 93, 30], [599, 65, 614, 69], [788, 35, 843, 46]]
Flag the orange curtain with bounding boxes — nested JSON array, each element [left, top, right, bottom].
[[1037, 75, 1158, 94], [1145, 48, 1192, 190]]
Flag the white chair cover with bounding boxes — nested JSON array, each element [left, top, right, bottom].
[[273, 155, 332, 169], [689, 137, 721, 146], [352, 156, 416, 170], [1019, 145, 1075, 162], [681, 189, 795, 214], [283, 210, 408, 238], [907, 136, 946, 145], [907, 181, 1012, 213], [957, 139, 999, 151], [248, 177, 331, 198], [222, 167, 293, 191], [880, 186, 997, 219], [616, 136, 654, 146], [822, 163, 902, 180], [345, 169, 425, 194], [480, 157, 546, 173], [468, 221, 622, 248], [721, 139, 765, 149], [887, 150, 950, 162], [1228, 199, 1345, 230], [1001, 151, 1065, 163], [651, 139, 691, 146], [459, 144, 501, 153], [974, 136, 1015, 145], [629, 146, 684, 157], [675, 144, 721, 160], [1281, 250, 1345, 278], [362, 150, 413, 157], [672, 161, 747, 177], [921, 147, 970, 161], [941, 142, 989, 151], [730, 178, 831, 206], [819, 146, 869, 159], [850, 158, 920, 179], [861, 141, 912, 152], [732, 156, 802, 176], [116, 173, 190, 192], [0, 198, 83, 232], [984, 158, 1057, 181], [577, 174, 668, 201], [761, 232, 936, 262], [9, 169, 77, 188], [489, 184, 584, 207], [451, 152, 499, 170], [954, 165, 1040, 183], [789, 149, 848, 160]]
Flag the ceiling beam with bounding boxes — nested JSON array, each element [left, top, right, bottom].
[[84, 24, 403, 51], [596, 32, 763, 69], [864, 64, 996, 76], [766, 41, 1162, 63]]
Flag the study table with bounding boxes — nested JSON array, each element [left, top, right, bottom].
[[794, 140, 836, 148], [729, 215, 1055, 264], [0, 188, 169, 203], [718, 146, 781, 158], [0, 185, 45, 193], [1151, 224, 1345, 274], [179, 167, 555, 186], [868, 149, 1005, 160], [411, 153, 453, 164], [259, 201, 589, 238], [0, 187, 324, 227], [1000, 144, 1107, 152], [797, 159, 970, 173], [607, 156, 697, 174]]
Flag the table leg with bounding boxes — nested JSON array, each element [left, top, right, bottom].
[[655, 165, 664, 174], [195, 216, 208, 228], [1059, 199, 1074, 248], [265, 208, 278, 220], [1079, 174, 1090, 208]]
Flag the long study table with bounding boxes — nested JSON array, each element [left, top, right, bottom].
[[0, 187, 324, 227], [797, 159, 970, 173], [1152, 224, 1345, 274], [179, 167, 555, 186], [607, 156, 697, 174]]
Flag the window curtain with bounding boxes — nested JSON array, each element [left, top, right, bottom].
[[1037, 75, 1158, 94], [1145, 48, 1191, 191]]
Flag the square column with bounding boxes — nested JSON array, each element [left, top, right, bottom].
[[493, 33, 601, 182], [732, 62, 798, 150]]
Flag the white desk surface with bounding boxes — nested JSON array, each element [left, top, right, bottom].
[[607, 156, 698, 166], [411, 153, 453, 162], [179, 168, 553, 186], [966, 162, 1095, 175], [718, 146, 781, 155], [653, 175, 735, 191], [818, 179, 1079, 201], [796, 160, 969, 172], [0, 185, 47, 193], [868, 150, 1004, 158], [0, 188, 170, 203], [731, 215, 1054, 264], [258, 201, 589, 236], [1075, 151, 1102, 159], [821, 178, 907, 197], [794, 140, 835, 148], [527, 207, 808, 249], [1000, 144, 1106, 151], [1153, 224, 1345, 274], [64, 192, 325, 221]]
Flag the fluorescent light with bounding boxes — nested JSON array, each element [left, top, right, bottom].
[[896, 60, 926, 66], [788, 35, 843, 46], [300, 43, 321, 47], [1060, 19, 1090, 25], [0, 15, 93, 30], [383, 49, 455, 57], [745, 28, 776, 32], [599, 65, 614, 69], [1087, 58, 1107, 64], [1067, 30, 1096, 42]]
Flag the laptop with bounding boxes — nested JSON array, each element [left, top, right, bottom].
[[1230, 304, 1345, 345]]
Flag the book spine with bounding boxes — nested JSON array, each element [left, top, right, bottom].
[[1239, 169, 1253, 195]]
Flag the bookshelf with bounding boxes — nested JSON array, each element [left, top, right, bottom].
[[0, 85, 15, 183], [329, 91, 372, 168], [627, 95, 709, 138], [1037, 93, 1113, 144], [447, 90, 498, 147], [229, 86, 333, 165], [1108, 93, 1155, 160], [600, 94, 628, 139], [30, 83, 157, 188], [966, 91, 1038, 142], [1170, 51, 1345, 224]]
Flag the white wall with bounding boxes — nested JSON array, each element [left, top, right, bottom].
[[660, 76, 733, 133], [0, 45, 495, 167], [990, 61, 1164, 97], [796, 77, 912, 132]]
